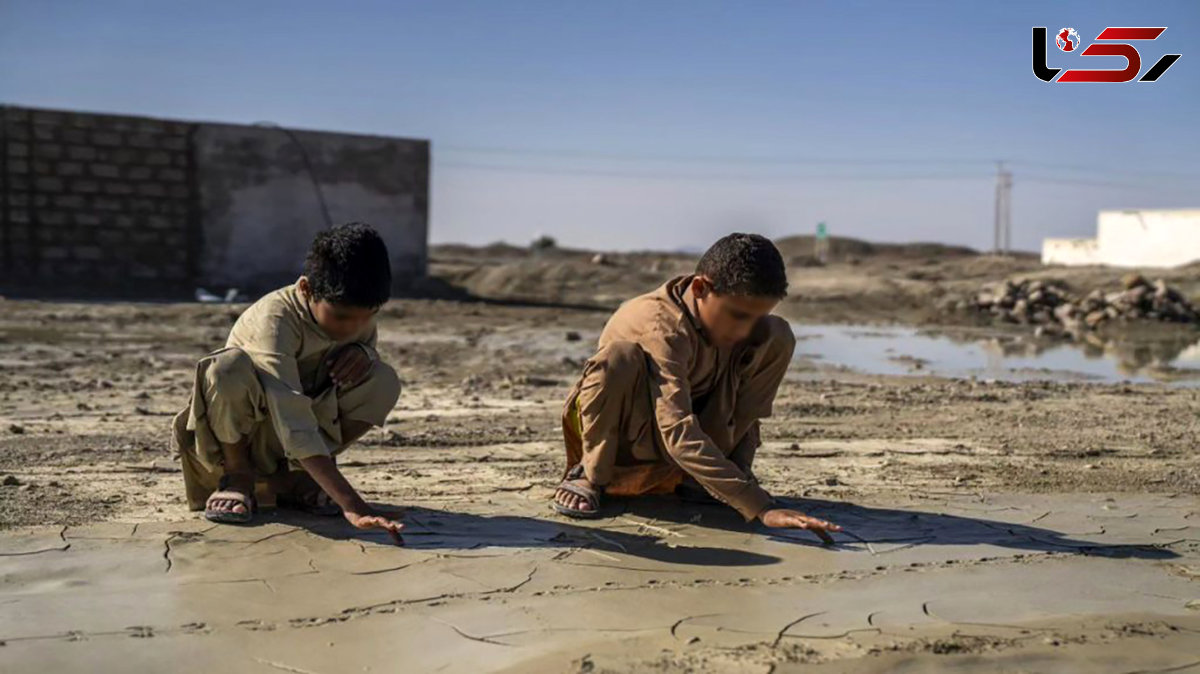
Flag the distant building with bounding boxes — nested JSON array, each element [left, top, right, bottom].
[[1042, 209, 1200, 268], [0, 105, 429, 298]]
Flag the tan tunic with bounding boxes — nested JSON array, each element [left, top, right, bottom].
[[564, 275, 793, 520], [174, 281, 399, 510]]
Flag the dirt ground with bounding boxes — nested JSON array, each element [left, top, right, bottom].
[[1, 242, 1199, 672]]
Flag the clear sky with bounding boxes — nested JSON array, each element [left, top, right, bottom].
[[2, 1, 1197, 252]]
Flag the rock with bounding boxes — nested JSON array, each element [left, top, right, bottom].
[[2, 475, 20, 486], [1122, 272, 1149, 290], [7, 424, 24, 434], [564, 331, 582, 342], [591, 253, 609, 265]]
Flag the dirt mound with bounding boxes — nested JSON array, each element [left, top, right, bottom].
[[774, 235, 981, 262]]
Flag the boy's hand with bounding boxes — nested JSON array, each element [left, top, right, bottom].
[[327, 345, 372, 389], [344, 510, 405, 545], [759, 508, 842, 544]]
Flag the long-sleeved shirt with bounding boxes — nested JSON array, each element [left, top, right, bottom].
[[225, 280, 378, 461], [596, 275, 775, 519]]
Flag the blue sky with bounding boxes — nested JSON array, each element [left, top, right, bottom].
[[2, 1, 1197, 252]]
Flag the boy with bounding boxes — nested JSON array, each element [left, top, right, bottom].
[[554, 233, 841, 543], [174, 223, 404, 543]]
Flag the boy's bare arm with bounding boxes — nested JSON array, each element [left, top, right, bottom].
[[299, 455, 404, 544]]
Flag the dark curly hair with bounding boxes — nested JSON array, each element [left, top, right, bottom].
[[303, 223, 392, 307], [695, 233, 788, 298]]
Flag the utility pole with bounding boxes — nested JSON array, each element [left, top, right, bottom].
[[993, 161, 1013, 254]]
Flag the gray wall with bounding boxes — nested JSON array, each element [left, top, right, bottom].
[[194, 124, 428, 294], [0, 105, 429, 298]]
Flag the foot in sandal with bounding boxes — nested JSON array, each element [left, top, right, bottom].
[[205, 472, 257, 524], [553, 465, 604, 519]]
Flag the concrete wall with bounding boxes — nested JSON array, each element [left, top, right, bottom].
[[0, 105, 429, 298], [1042, 209, 1200, 269], [1042, 237, 1100, 266], [1094, 209, 1200, 268], [194, 124, 428, 294]]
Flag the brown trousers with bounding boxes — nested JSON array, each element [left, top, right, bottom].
[[175, 347, 400, 510], [562, 316, 794, 496]]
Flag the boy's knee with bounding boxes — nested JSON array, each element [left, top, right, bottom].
[[364, 361, 402, 408]]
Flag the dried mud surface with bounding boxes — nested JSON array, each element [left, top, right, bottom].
[[2, 253, 1200, 672]]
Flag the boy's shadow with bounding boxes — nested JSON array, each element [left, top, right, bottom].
[[267, 491, 1178, 565], [626, 493, 1180, 560]]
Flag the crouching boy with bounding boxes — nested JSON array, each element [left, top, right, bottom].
[[174, 222, 403, 542], [554, 233, 841, 543]]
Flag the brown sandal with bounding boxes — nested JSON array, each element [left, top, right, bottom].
[[205, 475, 257, 524], [553, 465, 604, 519]]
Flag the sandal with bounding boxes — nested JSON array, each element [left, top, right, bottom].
[[553, 465, 604, 519], [205, 474, 257, 524]]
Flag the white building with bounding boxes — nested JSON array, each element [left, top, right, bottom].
[[1042, 209, 1200, 268]]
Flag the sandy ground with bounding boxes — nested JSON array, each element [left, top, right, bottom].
[[2, 247, 1199, 672]]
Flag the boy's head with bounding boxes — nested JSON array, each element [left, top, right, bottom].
[[298, 222, 391, 341], [690, 233, 787, 347]]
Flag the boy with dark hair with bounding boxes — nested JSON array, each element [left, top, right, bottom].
[[174, 223, 403, 542], [554, 233, 841, 542]]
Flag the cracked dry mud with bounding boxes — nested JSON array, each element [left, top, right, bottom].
[[2, 297, 1199, 673]]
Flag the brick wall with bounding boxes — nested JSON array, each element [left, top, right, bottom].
[[0, 104, 429, 299], [1, 106, 198, 297]]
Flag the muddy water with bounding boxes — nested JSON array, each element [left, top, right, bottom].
[[793, 324, 1200, 386]]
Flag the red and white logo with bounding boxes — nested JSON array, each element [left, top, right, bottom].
[[1056, 27, 1081, 52], [1033, 26, 1181, 83]]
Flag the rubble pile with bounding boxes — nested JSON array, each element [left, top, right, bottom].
[[962, 274, 1199, 336]]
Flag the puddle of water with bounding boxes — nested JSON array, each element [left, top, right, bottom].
[[792, 324, 1200, 386]]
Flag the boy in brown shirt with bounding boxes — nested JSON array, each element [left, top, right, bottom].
[[174, 223, 403, 543], [554, 233, 841, 543]]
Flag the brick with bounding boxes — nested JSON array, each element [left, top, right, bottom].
[[9, 193, 28, 207], [8, 158, 28, 174], [127, 133, 158, 148], [38, 210, 68, 226], [129, 231, 158, 245], [146, 151, 171, 166], [57, 161, 84, 176], [53, 194, 86, 209], [126, 166, 153, 180], [31, 110, 66, 125], [137, 182, 166, 197], [169, 184, 190, 199], [7, 141, 29, 157], [96, 230, 125, 245], [92, 131, 121, 146], [35, 176, 64, 192], [93, 196, 122, 211], [103, 182, 134, 196], [163, 136, 188, 151], [60, 128, 87, 144], [33, 143, 63, 159], [74, 212, 102, 227], [113, 214, 136, 228], [74, 246, 103, 261], [5, 107, 30, 122], [8, 175, 30, 190], [147, 214, 175, 229], [130, 199, 156, 213], [32, 124, 58, 142], [111, 148, 138, 164], [8, 209, 29, 224], [32, 159, 53, 175], [90, 163, 120, 178], [135, 120, 166, 134], [67, 145, 97, 161], [41, 246, 69, 260], [69, 114, 96, 129], [72, 180, 100, 194], [4, 122, 29, 140], [157, 168, 185, 182]]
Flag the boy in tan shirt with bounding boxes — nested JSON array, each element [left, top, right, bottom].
[[174, 223, 403, 543], [554, 233, 841, 543]]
